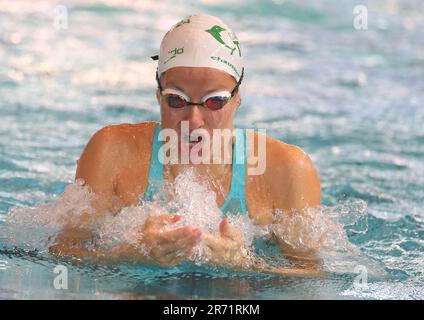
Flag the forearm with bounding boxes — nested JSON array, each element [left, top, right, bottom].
[[252, 242, 326, 277], [89, 243, 150, 265], [205, 246, 326, 277], [49, 232, 149, 265], [271, 206, 328, 270], [260, 265, 326, 277], [48, 217, 145, 263], [49, 212, 197, 266], [282, 249, 324, 270]]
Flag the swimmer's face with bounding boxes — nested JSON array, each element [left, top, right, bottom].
[[157, 67, 240, 159], [157, 67, 240, 131]]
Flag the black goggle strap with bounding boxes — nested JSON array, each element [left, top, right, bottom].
[[231, 67, 244, 96], [155, 69, 163, 92]]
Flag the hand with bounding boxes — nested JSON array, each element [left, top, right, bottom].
[[202, 218, 252, 269], [49, 224, 93, 258], [140, 214, 202, 267]]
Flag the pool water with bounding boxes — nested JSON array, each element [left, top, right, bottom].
[[1, 0, 424, 299]]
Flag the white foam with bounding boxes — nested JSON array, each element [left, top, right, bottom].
[[3, 179, 94, 249], [2, 171, 380, 274]]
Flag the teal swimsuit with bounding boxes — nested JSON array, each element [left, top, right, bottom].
[[143, 124, 247, 215]]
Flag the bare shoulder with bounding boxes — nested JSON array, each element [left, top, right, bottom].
[[84, 121, 157, 148], [247, 130, 316, 172], [75, 121, 158, 194], [248, 131, 321, 211], [266, 134, 316, 172]]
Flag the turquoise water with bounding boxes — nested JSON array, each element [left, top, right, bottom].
[[1, 0, 424, 299]]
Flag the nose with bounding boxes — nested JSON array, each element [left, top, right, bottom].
[[184, 105, 205, 129]]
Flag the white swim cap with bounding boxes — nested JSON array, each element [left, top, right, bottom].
[[153, 13, 244, 82]]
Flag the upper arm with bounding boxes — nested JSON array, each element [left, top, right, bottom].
[[267, 142, 321, 211], [50, 125, 132, 256], [75, 125, 124, 215], [281, 146, 321, 210], [267, 142, 323, 263]]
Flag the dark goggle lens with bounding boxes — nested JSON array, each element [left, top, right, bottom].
[[204, 96, 230, 110], [164, 94, 231, 110], [165, 94, 187, 108]]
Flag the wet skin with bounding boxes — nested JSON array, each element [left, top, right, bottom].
[[50, 67, 322, 273]]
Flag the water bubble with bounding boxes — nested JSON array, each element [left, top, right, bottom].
[[1, 171, 380, 275]]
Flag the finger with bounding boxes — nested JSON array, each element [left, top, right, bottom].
[[152, 238, 199, 266], [219, 218, 244, 243], [162, 241, 199, 263], [158, 226, 201, 244], [159, 231, 202, 255], [202, 232, 226, 252], [145, 214, 182, 229]]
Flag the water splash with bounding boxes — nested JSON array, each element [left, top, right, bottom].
[[270, 199, 384, 276], [1, 170, 381, 275], [2, 179, 94, 249]]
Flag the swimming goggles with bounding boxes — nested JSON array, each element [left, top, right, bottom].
[[155, 68, 244, 111]]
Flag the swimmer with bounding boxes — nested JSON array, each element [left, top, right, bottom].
[[49, 14, 322, 276]]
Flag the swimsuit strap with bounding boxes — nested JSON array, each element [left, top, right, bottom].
[[143, 123, 164, 202], [219, 128, 247, 215]]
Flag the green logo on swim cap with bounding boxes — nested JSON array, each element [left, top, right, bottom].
[[205, 25, 241, 57], [164, 47, 184, 64], [210, 56, 241, 78]]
